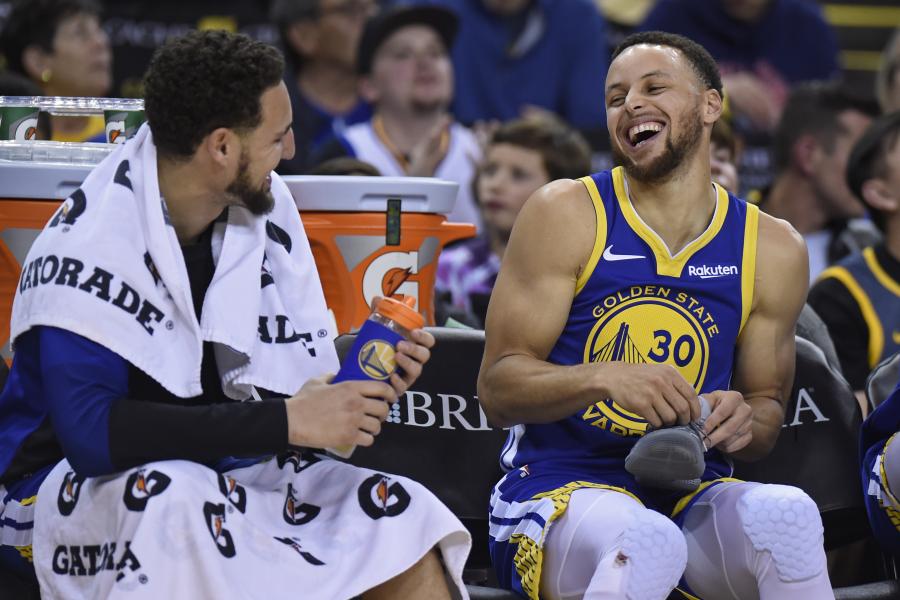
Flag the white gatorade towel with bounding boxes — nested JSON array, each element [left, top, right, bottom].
[[10, 123, 338, 400], [33, 453, 471, 599]]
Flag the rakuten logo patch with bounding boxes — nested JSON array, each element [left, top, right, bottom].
[[687, 264, 738, 279]]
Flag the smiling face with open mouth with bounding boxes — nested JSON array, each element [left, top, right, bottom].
[[605, 44, 708, 184]]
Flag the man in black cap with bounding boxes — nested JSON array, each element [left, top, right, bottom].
[[808, 111, 900, 415], [270, 0, 378, 174], [312, 4, 482, 228]]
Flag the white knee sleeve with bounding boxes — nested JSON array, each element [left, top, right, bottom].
[[541, 489, 686, 600], [737, 484, 825, 582], [617, 507, 688, 600]]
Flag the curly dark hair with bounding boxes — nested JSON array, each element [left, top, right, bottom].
[[612, 31, 723, 97], [0, 0, 101, 76], [143, 30, 285, 159]]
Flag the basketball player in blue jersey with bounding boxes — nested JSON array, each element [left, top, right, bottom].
[[479, 31, 834, 600], [862, 377, 900, 556]]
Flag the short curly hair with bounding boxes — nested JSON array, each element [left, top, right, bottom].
[[612, 31, 723, 97], [490, 115, 592, 181], [143, 30, 285, 159], [0, 0, 101, 76]]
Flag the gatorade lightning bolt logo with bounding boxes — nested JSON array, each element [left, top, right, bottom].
[[282, 484, 321, 526], [203, 502, 236, 558], [362, 252, 419, 311], [357, 474, 411, 519], [217, 474, 247, 514], [123, 469, 171, 511], [57, 471, 86, 516], [5, 113, 38, 140], [106, 117, 126, 144], [382, 267, 413, 297]]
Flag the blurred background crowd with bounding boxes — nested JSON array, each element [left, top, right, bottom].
[[3, 0, 900, 591], [0, 0, 899, 384]]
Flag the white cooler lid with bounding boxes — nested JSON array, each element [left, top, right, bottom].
[[282, 175, 459, 214], [0, 162, 98, 200], [0, 141, 112, 200]]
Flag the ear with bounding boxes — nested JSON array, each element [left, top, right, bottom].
[[861, 178, 899, 214], [21, 45, 50, 81], [791, 134, 818, 177], [202, 128, 240, 171], [703, 89, 723, 126], [285, 21, 319, 57], [358, 75, 380, 104]]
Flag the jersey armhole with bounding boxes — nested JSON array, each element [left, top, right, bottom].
[[575, 176, 608, 296], [738, 203, 759, 336]]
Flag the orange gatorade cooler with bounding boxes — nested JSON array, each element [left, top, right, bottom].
[[284, 176, 476, 333]]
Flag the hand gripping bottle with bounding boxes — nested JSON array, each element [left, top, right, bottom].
[[328, 295, 425, 457]]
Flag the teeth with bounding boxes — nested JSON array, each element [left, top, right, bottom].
[[628, 122, 663, 144]]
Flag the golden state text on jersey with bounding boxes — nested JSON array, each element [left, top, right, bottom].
[[499, 167, 759, 475]]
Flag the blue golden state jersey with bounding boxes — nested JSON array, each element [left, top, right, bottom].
[[860, 380, 900, 554], [819, 247, 900, 372], [500, 167, 759, 474]]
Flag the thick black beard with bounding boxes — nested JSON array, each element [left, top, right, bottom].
[[612, 108, 704, 184], [226, 151, 274, 216]]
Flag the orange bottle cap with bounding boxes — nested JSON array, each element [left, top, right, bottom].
[[375, 295, 425, 331]]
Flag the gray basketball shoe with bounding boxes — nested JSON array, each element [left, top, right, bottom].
[[624, 396, 712, 492]]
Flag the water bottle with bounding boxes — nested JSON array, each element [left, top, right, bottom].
[[329, 295, 424, 457]]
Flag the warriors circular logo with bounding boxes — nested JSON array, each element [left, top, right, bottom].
[[358, 339, 396, 380], [583, 294, 711, 437]]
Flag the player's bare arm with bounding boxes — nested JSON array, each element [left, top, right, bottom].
[[477, 179, 594, 426], [478, 179, 699, 428], [708, 212, 808, 460]]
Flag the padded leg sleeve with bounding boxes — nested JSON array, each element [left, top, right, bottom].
[[540, 488, 686, 600], [682, 482, 833, 600]]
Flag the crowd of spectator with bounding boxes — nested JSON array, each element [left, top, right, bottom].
[[3, 0, 900, 593]]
